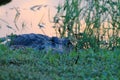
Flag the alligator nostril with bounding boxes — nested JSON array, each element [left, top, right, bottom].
[[0, 0, 12, 6]]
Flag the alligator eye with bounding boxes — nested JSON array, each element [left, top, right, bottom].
[[0, 0, 12, 6]]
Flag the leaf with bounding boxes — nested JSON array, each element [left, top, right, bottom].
[[6, 25, 16, 31], [14, 7, 20, 30], [30, 5, 47, 11]]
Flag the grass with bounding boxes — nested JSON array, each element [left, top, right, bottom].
[[53, 0, 120, 50], [0, 0, 120, 80], [0, 44, 120, 80]]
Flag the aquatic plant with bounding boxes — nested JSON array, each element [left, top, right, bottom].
[[53, 0, 120, 51]]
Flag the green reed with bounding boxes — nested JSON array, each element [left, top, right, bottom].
[[53, 0, 120, 51]]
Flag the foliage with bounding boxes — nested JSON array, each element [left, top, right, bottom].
[[0, 0, 120, 79], [53, 0, 120, 51], [0, 44, 120, 80]]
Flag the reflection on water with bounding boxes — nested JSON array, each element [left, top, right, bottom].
[[0, 0, 62, 37]]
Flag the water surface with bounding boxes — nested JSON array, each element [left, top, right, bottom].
[[0, 0, 62, 37]]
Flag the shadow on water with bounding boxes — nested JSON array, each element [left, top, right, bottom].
[[0, 0, 12, 6]]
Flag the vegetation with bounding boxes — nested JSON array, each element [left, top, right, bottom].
[[0, 44, 120, 80], [0, 0, 120, 80], [53, 0, 120, 51]]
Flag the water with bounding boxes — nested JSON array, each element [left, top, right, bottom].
[[0, 0, 63, 37], [0, 0, 115, 39]]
